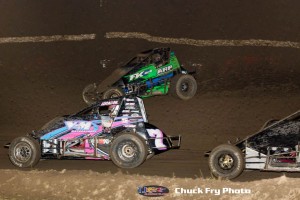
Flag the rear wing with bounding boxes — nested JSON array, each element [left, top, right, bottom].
[[236, 110, 300, 146]]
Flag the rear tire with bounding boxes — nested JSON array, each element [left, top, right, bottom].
[[102, 87, 124, 99], [170, 74, 197, 100], [208, 144, 244, 179], [9, 136, 41, 168], [110, 133, 147, 168], [82, 83, 101, 105]]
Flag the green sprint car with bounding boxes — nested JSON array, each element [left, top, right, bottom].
[[82, 48, 197, 105]]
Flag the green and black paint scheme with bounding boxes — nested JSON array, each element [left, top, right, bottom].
[[83, 48, 197, 105], [206, 110, 300, 179]]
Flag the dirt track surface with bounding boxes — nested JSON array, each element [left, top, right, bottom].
[[1, 170, 300, 200], [0, 0, 300, 187]]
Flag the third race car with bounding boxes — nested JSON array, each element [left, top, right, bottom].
[[206, 110, 300, 179]]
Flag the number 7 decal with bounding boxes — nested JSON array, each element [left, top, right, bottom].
[[147, 129, 167, 150]]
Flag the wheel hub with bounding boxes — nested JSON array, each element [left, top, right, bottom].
[[181, 82, 189, 92], [219, 154, 234, 169], [121, 144, 135, 158], [110, 93, 119, 98], [14, 143, 32, 162]]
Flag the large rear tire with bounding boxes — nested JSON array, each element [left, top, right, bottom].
[[102, 87, 124, 99], [208, 144, 244, 179], [110, 133, 147, 168], [9, 136, 41, 168], [170, 74, 197, 100], [82, 83, 101, 105]]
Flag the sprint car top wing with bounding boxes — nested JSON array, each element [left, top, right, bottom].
[[96, 67, 133, 93], [236, 110, 300, 154], [95, 52, 151, 93], [205, 110, 300, 157]]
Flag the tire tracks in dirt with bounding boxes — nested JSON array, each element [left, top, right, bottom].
[[105, 32, 300, 49]]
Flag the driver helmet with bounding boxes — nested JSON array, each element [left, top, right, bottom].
[[152, 54, 161, 63]]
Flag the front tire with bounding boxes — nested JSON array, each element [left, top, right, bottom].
[[208, 144, 244, 179], [110, 133, 147, 168], [9, 136, 41, 168], [170, 74, 197, 100], [102, 87, 124, 99]]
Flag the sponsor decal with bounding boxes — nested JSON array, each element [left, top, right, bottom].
[[125, 106, 136, 110], [65, 121, 92, 131], [147, 129, 167, 150], [98, 139, 110, 145], [121, 117, 129, 122], [124, 124, 136, 128], [138, 185, 169, 197], [125, 98, 135, 102], [125, 103, 135, 106], [129, 119, 140, 123], [100, 100, 118, 106], [131, 113, 140, 117], [122, 110, 130, 113], [175, 187, 251, 196], [158, 65, 172, 74], [129, 69, 152, 81]]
